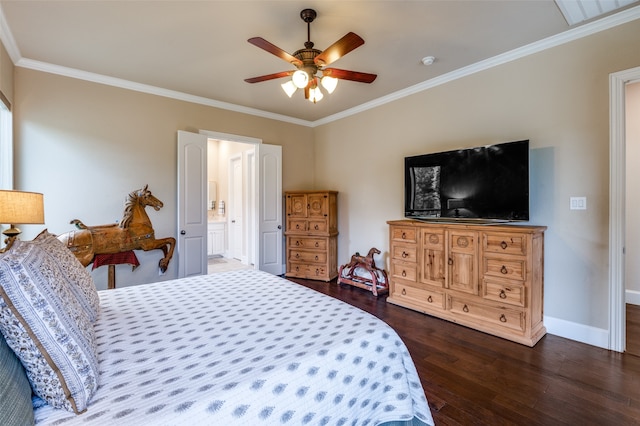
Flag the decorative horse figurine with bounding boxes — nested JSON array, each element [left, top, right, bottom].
[[337, 247, 389, 296], [57, 185, 176, 273]]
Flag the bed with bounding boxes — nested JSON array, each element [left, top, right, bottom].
[[0, 233, 434, 426]]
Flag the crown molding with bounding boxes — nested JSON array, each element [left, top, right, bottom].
[[1, 4, 639, 128]]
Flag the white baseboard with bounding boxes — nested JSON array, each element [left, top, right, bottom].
[[626, 289, 640, 305], [544, 316, 609, 350]]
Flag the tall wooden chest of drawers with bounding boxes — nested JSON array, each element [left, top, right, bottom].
[[285, 191, 338, 281], [387, 219, 546, 346]]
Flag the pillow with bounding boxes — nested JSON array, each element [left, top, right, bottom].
[[0, 239, 99, 414], [33, 230, 100, 322], [0, 331, 35, 426]]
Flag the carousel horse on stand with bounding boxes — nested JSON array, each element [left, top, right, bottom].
[[57, 185, 176, 273]]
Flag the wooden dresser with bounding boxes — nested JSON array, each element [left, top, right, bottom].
[[387, 219, 546, 346], [285, 191, 338, 281]]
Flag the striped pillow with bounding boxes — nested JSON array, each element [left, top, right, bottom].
[[33, 230, 100, 322], [0, 239, 99, 414]]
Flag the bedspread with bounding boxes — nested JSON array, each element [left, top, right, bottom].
[[34, 270, 433, 425]]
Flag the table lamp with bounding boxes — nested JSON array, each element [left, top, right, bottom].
[[0, 189, 45, 251]]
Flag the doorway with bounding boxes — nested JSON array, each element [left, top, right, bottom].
[[625, 81, 640, 356], [609, 66, 640, 353], [202, 130, 284, 276], [207, 139, 255, 267], [177, 130, 283, 278]]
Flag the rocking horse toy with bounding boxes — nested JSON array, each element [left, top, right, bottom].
[[337, 247, 389, 296], [57, 185, 175, 273]]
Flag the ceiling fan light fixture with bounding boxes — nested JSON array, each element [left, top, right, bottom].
[[321, 76, 338, 94], [308, 86, 323, 103], [281, 80, 297, 97], [245, 8, 377, 104], [292, 70, 309, 88]]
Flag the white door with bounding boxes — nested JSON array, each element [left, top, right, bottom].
[[256, 143, 283, 275], [229, 155, 243, 260], [247, 151, 256, 266], [177, 130, 207, 278]]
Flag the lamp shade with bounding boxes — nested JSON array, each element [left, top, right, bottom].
[[0, 190, 45, 224], [321, 76, 338, 94], [281, 80, 297, 97], [308, 86, 323, 103]]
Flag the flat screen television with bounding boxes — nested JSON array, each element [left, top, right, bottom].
[[404, 140, 529, 222]]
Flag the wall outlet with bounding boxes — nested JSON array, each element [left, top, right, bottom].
[[570, 196, 587, 210]]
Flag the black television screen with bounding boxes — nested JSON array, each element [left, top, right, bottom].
[[404, 140, 529, 222]]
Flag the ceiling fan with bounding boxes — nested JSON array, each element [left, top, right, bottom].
[[244, 8, 377, 103]]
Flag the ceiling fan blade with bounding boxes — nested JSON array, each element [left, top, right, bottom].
[[248, 37, 303, 66], [323, 68, 377, 83], [314, 32, 364, 66], [244, 71, 294, 84]]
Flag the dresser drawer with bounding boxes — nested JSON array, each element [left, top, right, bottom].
[[449, 296, 525, 333], [483, 257, 526, 281], [391, 244, 417, 263], [288, 250, 327, 264], [288, 219, 308, 232], [483, 279, 525, 307], [422, 228, 445, 249], [483, 233, 527, 256], [287, 262, 329, 280], [391, 261, 417, 282], [308, 220, 328, 233], [392, 284, 445, 311], [287, 236, 327, 251], [391, 226, 417, 244]]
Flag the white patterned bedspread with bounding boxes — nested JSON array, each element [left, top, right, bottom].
[[35, 270, 434, 425]]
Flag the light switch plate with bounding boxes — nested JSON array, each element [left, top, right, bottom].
[[570, 196, 587, 210]]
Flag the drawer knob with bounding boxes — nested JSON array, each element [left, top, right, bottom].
[[499, 314, 507, 323], [402, 288, 406, 295], [402, 251, 408, 258], [500, 265, 508, 274], [401, 232, 406, 239], [448, 258, 453, 265], [499, 290, 507, 299], [401, 270, 407, 277], [500, 241, 508, 250], [315, 268, 320, 274], [295, 266, 299, 272], [295, 253, 300, 259], [314, 224, 319, 230], [315, 242, 319, 247], [315, 255, 319, 261], [427, 295, 433, 303], [463, 304, 469, 313], [296, 224, 300, 229], [296, 241, 300, 246]]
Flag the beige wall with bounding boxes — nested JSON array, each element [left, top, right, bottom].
[[14, 69, 314, 287], [313, 19, 640, 333], [10, 17, 640, 344]]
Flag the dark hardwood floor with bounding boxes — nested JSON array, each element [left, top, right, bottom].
[[288, 277, 640, 426]]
